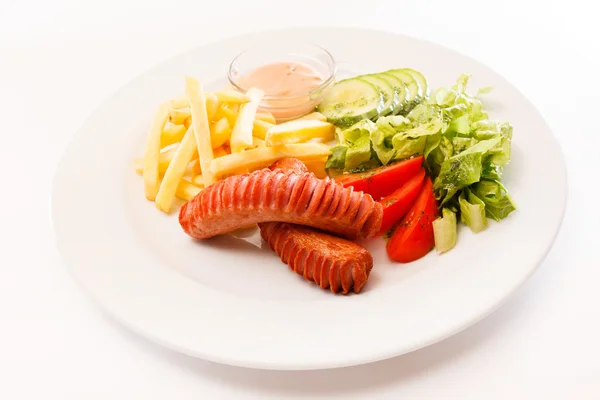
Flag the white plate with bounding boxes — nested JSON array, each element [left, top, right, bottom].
[[51, 27, 567, 370]]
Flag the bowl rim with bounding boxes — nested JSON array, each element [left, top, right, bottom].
[[227, 41, 337, 101]]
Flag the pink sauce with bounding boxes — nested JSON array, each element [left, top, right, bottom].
[[237, 62, 325, 120]]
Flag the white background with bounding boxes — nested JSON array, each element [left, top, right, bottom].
[[1, 0, 598, 398]]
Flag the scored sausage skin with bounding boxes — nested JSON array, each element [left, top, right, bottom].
[[257, 158, 374, 294], [179, 166, 383, 240], [259, 222, 373, 294]]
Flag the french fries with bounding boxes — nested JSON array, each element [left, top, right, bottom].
[[134, 146, 178, 175], [185, 76, 215, 186], [191, 175, 204, 187], [143, 102, 171, 201], [155, 127, 198, 212], [211, 117, 231, 149], [255, 112, 276, 124], [213, 146, 229, 158], [266, 120, 335, 146], [188, 158, 201, 177], [176, 179, 203, 201], [304, 159, 328, 178], [214, 104, 238, 126], [230, 87, 264, 153], [169, 107, 191, 125], [252, 137, 266, 148], [161, 122, 187, 147], [215, 89, 250, 104], [293, 111, 327, 122], [205, 93, 220, 122], [170, 96, 189, 109], [252, 119, 274, 140], [210, 143, 331, 178], [135, 77, 334, 215]]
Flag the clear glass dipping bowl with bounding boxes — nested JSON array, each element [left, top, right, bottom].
[[228, 42, 336, 122]]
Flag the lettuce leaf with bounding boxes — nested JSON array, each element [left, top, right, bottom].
[[470, 180, 517, 221], [433, 208, 458, 253], [345, 134, 372, 170], [459, 188, 488, 233], [427, 136, 454, 177], [325, 146, 347, 170]]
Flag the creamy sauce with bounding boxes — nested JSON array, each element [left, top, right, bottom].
[[238, 62, 324, 97]]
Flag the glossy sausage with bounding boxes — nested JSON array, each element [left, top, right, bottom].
[[259, 222, 373, 294], [258, 158, 374, 294], [179, 162, 383, 240]]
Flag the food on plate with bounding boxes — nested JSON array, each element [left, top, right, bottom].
[[255, 112, 276, 124], [185, 76, 215, 186], [432, 208, 457, 254], [209, 143, 331, 178], [237, 62, 324, 97], [155, 127, 198, 212], [252, 119, 274, 140], [210, 117, 231, 149], [377, 168, 426, 235], [214, 89, 250, 104], [326, 72, 516, 259], [142, 102, 171, 201], [334, 156, 424, 200], [265, 119, 335, 146], [260, 222, 373, 294], [161, 123, 187, 147], [169, 107, 191, 125], [178, 164, 383, 240], [229, 48, 335, 121], [386, 177, 438, 263], [176, 180, 203, 201], [134, 146, 178, 175], [258, 158, 373, 294], [230, 87, 264, 152], [133, 47, 518, 293], [293, 111, 327, 122], [317, 68, 430, 128]]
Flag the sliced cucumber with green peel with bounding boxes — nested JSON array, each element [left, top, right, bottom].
[[378, 73, 409, 115], [317, 78, 384, 128], [358, 74, 396, 117], [401, 68, 429, 98], [385, 69, 421, 112]]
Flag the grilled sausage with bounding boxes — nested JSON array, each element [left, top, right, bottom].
[[257, 158, 373, 294], [259, 222, 373, 294], [179, 163, 383, 240]]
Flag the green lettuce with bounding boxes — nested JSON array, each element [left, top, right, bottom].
[[459, 188, 488, 233], [325, 146, 347, 170], [470, 180, 517, 221], [432, 208, 458, 253], [433, 137, 502, 201]]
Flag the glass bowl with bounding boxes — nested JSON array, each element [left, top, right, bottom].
[[228, 42, 336, 122]]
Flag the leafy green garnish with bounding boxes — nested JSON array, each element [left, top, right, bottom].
[[459, 188, 488, 233], [432, 208, 458, 253], [325, 72, 517, 245], [470, 180, 517, 221]]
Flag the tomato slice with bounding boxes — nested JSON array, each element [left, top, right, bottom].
[[334, 156, 423, 200], [377, 168, 426, 236], [386, 177, 439, 263]]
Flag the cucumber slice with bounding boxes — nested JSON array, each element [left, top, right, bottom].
[[401, 68, 429, 98], [378, 73, 409, 115], [358, 74, 396, 117], [317, 78, 384, 128], [385, 69, 421, 113]]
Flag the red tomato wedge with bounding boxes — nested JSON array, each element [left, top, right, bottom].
[[334, 156, 423, 200], [377, 168, 426, 236], [386, 177, 439, 263]]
